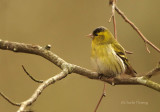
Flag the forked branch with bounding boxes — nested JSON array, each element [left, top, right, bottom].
[[0, 39, 160, 112], [115, 6, 160, 53]]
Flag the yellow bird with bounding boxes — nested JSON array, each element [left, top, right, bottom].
[[89, 26, 136, 78]]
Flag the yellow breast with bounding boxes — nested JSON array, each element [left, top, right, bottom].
[[91, 43, 125, 77]]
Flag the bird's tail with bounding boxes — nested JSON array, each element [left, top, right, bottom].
[[125, 64, 137, 77]]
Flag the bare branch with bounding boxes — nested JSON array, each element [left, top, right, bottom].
[[109, 2, 133, 54], [0, 39, 159, 88], [0, 39, 67, 69], [73, 63, 160, 92], [108, 0, 117, 39], [115, 6, 160, 53], [113, 15, 117, 40], [0, 39, 160, 111], [94, 83, 106, 112], [22, 65, 43, 83], [17, 69, 69, 112], [0, 92, 21, 106], [145, 64, 160, 78]]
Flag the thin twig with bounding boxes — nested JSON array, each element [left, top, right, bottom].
[[109, 0, 133, 54], [115, 6, 160, 53], [0, 92, 21, 106], [22, 65, 43, 83], [109, 14, 113, 23], [94, 83, 106, 112], [125, 50, 133, 54], [109, 0, 117, 39], [112, 2, 117, 40], [22, 111, 33, 112], [113, 15, 117, 40], [145, 42, 151, 53], [145, 64, 160, 78]]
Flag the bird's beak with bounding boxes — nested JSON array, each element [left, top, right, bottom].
[[86, 33, 93, 39]]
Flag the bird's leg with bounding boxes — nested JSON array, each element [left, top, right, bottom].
[[98, 73, 115, 79], [98, 73, 104, 79]]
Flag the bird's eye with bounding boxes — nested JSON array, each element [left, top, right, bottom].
[[94, 33, 98, 36]]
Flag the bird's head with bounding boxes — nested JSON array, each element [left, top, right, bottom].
[[88, 26, 114, 44]]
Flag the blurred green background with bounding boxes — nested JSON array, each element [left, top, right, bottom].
[[0, 0, 160, 112]]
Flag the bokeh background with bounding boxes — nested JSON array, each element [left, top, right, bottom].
[[0, 0, 160, 112]]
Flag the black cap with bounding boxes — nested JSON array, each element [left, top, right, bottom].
[[92, 26, 106, 36]]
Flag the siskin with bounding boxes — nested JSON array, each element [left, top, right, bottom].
[[89, 26, 136, 78]]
